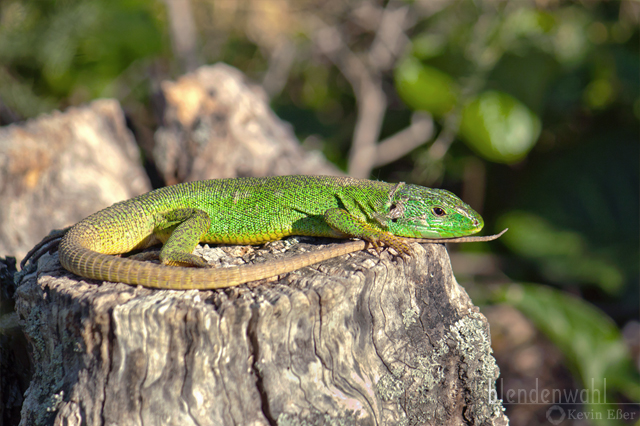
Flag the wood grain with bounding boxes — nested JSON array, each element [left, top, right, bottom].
[[15, 240, 508, 426]]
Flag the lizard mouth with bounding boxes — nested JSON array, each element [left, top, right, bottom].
[[469, 219, 484, 234], [454, 206, 483, 233]]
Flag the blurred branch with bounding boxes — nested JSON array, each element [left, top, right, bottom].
[[163, 0, 199, 72], [262, 37, 297, 98], [313, 23, 385, 178], [411, 110, 460, 185], [368, 6, 410, 71], [312, 2, 412, 178], [374, 111, 434, 167], [427, 114, 458, 161], [348, 79, 386, 178]]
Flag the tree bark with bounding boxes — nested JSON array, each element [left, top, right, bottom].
[[15, 239, 508, 426]]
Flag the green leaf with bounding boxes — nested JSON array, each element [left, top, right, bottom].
[[394, 57, 458, 117], [501, 283, 640, 425], [459, 91, 541, 163]]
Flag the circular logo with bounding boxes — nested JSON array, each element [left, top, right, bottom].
[[546, 405, 566, 425]]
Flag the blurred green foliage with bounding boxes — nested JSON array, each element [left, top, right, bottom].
[[498, 211, 624, 294], [0, 0, 167, 116], [459, 91, 541, 163], [501, 283, 640, 425], [394, 58, 459, 117]]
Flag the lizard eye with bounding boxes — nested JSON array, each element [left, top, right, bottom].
[[432, 207, 446, 217]]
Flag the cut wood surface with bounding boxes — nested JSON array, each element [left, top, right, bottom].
[[15, 239, 508, 426]]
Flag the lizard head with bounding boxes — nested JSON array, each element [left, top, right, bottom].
[[383, 184, 484, 238]]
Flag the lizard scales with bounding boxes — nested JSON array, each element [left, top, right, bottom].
[[59, 175, 483, 290]]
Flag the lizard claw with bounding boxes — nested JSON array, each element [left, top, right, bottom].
[[382, 235, 412, 256], [366, 235, 412, 257], [370, 241, 384, 255]]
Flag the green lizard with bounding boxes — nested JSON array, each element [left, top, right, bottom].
[[56, 175, 493, 290]]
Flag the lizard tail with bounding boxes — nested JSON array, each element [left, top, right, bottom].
[[59, 238, 367, 290]]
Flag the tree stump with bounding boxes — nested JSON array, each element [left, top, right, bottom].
[[15, 239, 508, 426]]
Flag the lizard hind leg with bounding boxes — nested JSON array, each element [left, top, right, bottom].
[[155, 208, 212, 268]]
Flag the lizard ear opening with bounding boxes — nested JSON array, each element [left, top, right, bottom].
[[388, 203, 404, 219]]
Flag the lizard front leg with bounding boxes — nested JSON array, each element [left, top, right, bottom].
[[323, 208, 411, 254]]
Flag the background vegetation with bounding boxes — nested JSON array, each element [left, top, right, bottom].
[[0, 0, 638, 424]]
